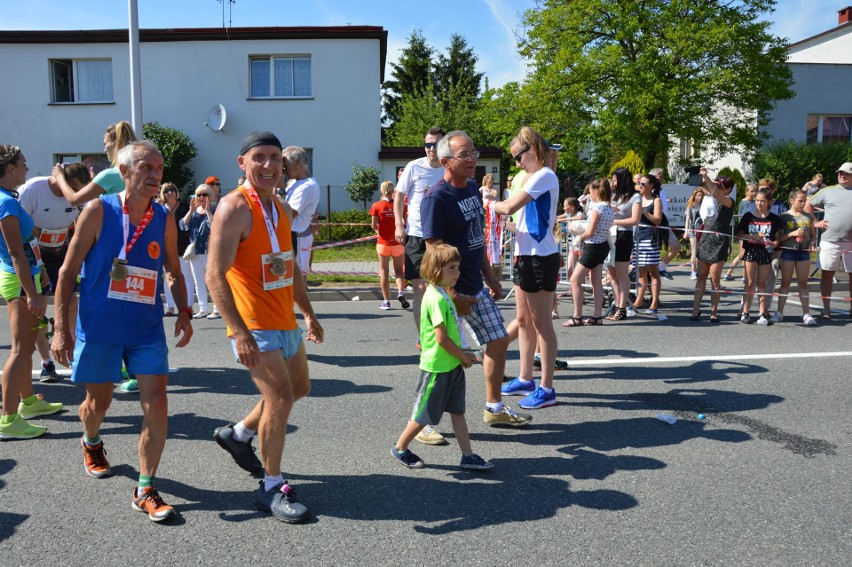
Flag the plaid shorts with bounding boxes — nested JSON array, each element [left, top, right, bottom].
[[462, 288, 508, 345]]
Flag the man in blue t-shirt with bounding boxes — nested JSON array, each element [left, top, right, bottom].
[[421, 130, 531, 428]]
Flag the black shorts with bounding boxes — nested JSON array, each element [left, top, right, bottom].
[[614, 231, 633, 263], [40, 245, 68, 295], [404, 235, 427, 281], [513, 253, 559, 293], [579, 241, 610, 269]]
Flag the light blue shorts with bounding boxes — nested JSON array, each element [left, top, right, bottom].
[[230, 328, 303, 362], [71, 338, 169, 384]]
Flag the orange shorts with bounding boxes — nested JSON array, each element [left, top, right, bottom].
[[376, 243, 405, 258]]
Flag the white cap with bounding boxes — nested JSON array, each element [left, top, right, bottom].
[[837, 162, 852, 174]]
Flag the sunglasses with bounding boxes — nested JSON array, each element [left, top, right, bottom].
[[196, 193, 210, 198], [213, 182, 221, 186], [424, 142, 437, 149], [512, 145, 530, 162], [164, 189, 177, 194], [32, 316, 55, 340], [639, 181, 649, 186], [448, 151, 480, 161]]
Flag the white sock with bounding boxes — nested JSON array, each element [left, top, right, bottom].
[[517, 377, 533, 384], [264, 473, 284, 492], [486, 401, 503, 413], [232, 421, 254, 443], [540, 386, 554, 394]]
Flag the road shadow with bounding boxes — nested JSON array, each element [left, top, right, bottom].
[[567, 359, 767, 384], [308, 354, 420, 368], [0, 459, 28, 543]]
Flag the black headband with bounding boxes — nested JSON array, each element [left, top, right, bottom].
[[239, 131, 282, 156]]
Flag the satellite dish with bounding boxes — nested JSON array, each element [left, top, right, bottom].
[[204, 104, 227, 132]]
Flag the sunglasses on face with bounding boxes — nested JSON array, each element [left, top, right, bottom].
[[196, 193, 210, 198], [213, 182, 221, 186], [639, 181, 649, 186], [164, 189, 177, 194], [512, 145, 530, 162], [424, 142, 437, 149]]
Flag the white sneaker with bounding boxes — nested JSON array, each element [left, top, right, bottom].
[[756, 314, 771, 326], [803, 314, 817, 326], [769, 311, 783, 323], [690, 271, 698, 280], [625, 306, 636, 318], [192, 311, 209, 319]]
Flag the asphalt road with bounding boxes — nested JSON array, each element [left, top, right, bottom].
[[1, 287, 850, 566]]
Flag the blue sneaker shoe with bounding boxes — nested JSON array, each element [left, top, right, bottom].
[[518, 386, 557, 409], [501, 377, 536, 396]]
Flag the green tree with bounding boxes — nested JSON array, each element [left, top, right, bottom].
[[385, 83, 485, 146], [519, 0, 794, 171], [433, 34, 484, 103], [142, 121, 197, 192], [382, 30, 433, 125], [344, 161, 380, 209], [609, 150, 646, 176], [717, 166, 747, 202]]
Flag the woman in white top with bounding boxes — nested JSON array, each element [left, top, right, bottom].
[[493, 126, 560, 410], [564, 178, 615, 327]]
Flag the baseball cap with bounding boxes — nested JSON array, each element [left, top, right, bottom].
[[836, 162, 852, 174]]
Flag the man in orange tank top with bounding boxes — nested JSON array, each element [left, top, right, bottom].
[[206, 131, 324, 524]]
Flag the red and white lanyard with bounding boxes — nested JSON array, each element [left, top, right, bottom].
[[119, 194, 154, 261], [244, 185, 280, 253]]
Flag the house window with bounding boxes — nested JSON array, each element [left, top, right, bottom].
[[250, 56, 311, 98], [50, 59, 113, 103], [54, 153, 111, 177], [806, 114, 852, 144], [679, 138, 700, 160]]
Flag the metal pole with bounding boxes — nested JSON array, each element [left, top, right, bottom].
[[128, 0, 143, 133]]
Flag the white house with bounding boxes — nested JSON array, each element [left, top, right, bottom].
[[764, 6, 852, 145], [0, 26, 387, 208]]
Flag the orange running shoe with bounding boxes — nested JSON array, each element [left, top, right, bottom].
[[81, 439, 111, 478], [132, 486, 176, 522]]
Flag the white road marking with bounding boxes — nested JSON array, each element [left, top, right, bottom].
[[566, 351, 852, 367]]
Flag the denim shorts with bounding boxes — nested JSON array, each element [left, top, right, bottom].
[[230, 328, 303, 362], [780, 249, 810, 263], [71, 338, 169, 384]]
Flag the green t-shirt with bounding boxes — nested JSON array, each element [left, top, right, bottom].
[[419, 285, 463, 372], [507, 170, 527, 222], [93, 167, 125, 195]]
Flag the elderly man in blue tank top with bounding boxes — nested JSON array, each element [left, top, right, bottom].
[[51, 140, 194, 522]]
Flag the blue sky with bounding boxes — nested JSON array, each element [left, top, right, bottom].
[[0, 0, 842, 87]]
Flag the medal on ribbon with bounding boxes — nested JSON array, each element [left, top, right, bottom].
[[110, 258, 128, 281], [269, 252, 286, 276]]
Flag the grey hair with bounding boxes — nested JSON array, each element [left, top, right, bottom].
[[116, 140, 161, 169], [436, 130, 472, 159], [283, 145, 311, 176], [649, 167, 664, 180]]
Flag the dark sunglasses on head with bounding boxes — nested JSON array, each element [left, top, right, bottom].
[[424, 142, 437, 149]]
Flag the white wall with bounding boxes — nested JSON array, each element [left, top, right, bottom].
[[0, 35, 383, 200], [787, 27, 852, 64]]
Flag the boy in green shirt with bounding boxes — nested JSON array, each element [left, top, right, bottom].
[[391, 243, 494, 470]]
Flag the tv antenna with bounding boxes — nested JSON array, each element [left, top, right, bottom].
[[218, 0, 236, 28]]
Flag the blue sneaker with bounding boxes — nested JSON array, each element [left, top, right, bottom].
[[501, 377, 536, 396], [519, 387, 557, 409]]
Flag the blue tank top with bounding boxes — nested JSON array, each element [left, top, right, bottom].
[[77, 194, 167, 344]]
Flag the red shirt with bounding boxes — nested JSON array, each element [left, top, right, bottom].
[[369, 199, 403, 246]]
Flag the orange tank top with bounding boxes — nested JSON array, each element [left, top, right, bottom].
[[226, 185, 297, 335]]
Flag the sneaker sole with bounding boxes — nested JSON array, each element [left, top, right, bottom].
[[132, 501, 176, 522], [255, 501, 309, 524], [18, 408, 62, 419], [483, 413, 532, 427], [214, 428, 264, 475], [501, 389, 536, 396], [519, 399, 558, 410], [460, 463, 494, 470], [0, 428, 47, 440], [414, 434, 447, 446], [39, 374, 62, 383], [85, 467, 112, 479]]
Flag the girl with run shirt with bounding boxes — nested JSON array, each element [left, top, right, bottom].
[[737, 187, 785, 325]]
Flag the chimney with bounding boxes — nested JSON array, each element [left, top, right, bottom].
[[840, 6, 852, 24]]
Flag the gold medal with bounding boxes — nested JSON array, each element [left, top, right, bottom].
[[269, 253, 285, 276], [109, 258, 127, 281]]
